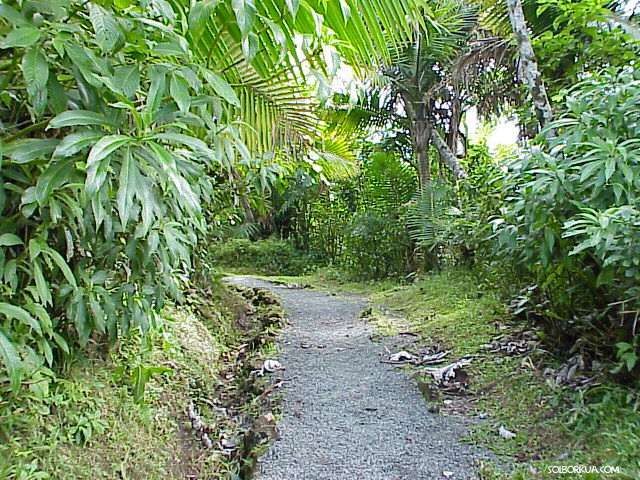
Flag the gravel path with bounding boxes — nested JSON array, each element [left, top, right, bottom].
[[225, 276, 494, 480]]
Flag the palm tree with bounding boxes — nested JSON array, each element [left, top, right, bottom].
[[319, 0, 487, 187]]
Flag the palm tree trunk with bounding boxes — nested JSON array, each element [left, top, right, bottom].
[[413, 119, 432, 188], [430, 128, 466, 179], [505, 0, 554, 134]]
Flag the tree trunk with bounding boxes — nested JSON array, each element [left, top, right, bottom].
[[430, 128, 466, 179], [411, 117, 432, 189], [447, 96, 461, 154], [505, 0, 554, 135]]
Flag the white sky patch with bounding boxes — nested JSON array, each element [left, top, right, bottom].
[[465, 107, 519, 153]]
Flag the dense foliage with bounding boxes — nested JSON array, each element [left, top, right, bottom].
[[493, 67, 640, 350], [0, 0, 224, 395], [1, 0, 640, 475]]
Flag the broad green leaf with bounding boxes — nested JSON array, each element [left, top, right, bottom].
[[0, 329, 22, 393], [232, 0, 256, 36], [0, 302, 42, 336], [188, 0, 220, 37], [0, 233, 22, 247], [89, 297, 105, 334], [114, 65, 140, 99], [32, 261, 52, 307], [43, 247, 78, 289], [0, 27, 41, 49], [169, 73, 191, 113], [21, 48, 49, 114], [86, 135, 132, 194], [604, 157, 616, 181], [5, 139, 58, 164], [152, 132, 213, 156], [241, 31, 258, 62], [3, 260, 17, 291], [54, 131, 103, 158], [203, 70, 240, 106], [0, 5, 29, 27], [73, 293, 90, 347], [48, 110, 113, 129], [145, 66, 167, 115], [38, 338, 53, 367], [117, 148, 138, 229], [150, 0, 176, 22], [88, 3, 122, 53], [52, 332, 70, 355], [146, 142, 199, 212], [47, 75, 68, 114]]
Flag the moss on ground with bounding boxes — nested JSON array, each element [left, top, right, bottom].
[[0, 281, 285, 479]]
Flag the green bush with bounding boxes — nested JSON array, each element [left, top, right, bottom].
[[492, 67, 640, 354], [211, 239, 316, 276], [333, 151, 417, 279]]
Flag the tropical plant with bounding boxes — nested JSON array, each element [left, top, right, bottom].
[[492, 66, 640, 348], [0, 0, 456, 395]]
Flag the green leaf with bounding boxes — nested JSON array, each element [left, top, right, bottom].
[[203, 70, 240, 106], [145, 66, 167, 116], [43, 246, 78, 289], [232, 0, 256, 36], [151, 132, 213, 156], [114, 65, 140, 99], [73, 293, 90, 347], [86, 135, 132, 195], [88, 3, 122, 53], [285, 0, 300, 18], [54, 131, 103, 158], [150, 0, 176, 22], [544, 228, 555, 253], [169, 73, 191, 113], [21, 48, 49, 115], [241, 31, 258, 62], [0, 5, 30, 27], [188, 0, 220, 37], [32, 261, 52, 307], [604, 157, 616, 181], [0, 233, 23, 247], [5, 139, 58, 164], [52, 332, 69, 355], [36, 158, 76, 204], [0, 302, 42, 336], [117, 148, 139, 229], [0, 329, 22, 393], [146, 143, 199, 212], [0, 27, 41, 49], [48, 110, 113, 129]]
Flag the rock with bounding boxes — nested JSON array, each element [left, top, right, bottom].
[[390, 351, 415, 362], [263, 359, 283, 373], [498, 425, 516, 440], [201, 433, 213, 449]]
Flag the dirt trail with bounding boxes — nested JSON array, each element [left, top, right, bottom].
[[225, 276, 494, 480]]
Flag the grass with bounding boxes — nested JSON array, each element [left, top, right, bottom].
[[0, 282, 283, 480], [255, 266, 640, 479]]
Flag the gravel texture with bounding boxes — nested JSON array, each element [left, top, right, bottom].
[[225, 276, 494, 480]]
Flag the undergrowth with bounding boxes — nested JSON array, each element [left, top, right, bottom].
[[211, 238, 320, 276], [0, 280, 284, 479]]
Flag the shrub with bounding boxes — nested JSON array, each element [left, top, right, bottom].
[[492, 67, 640, 352], [210, 239, 316, 276]]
